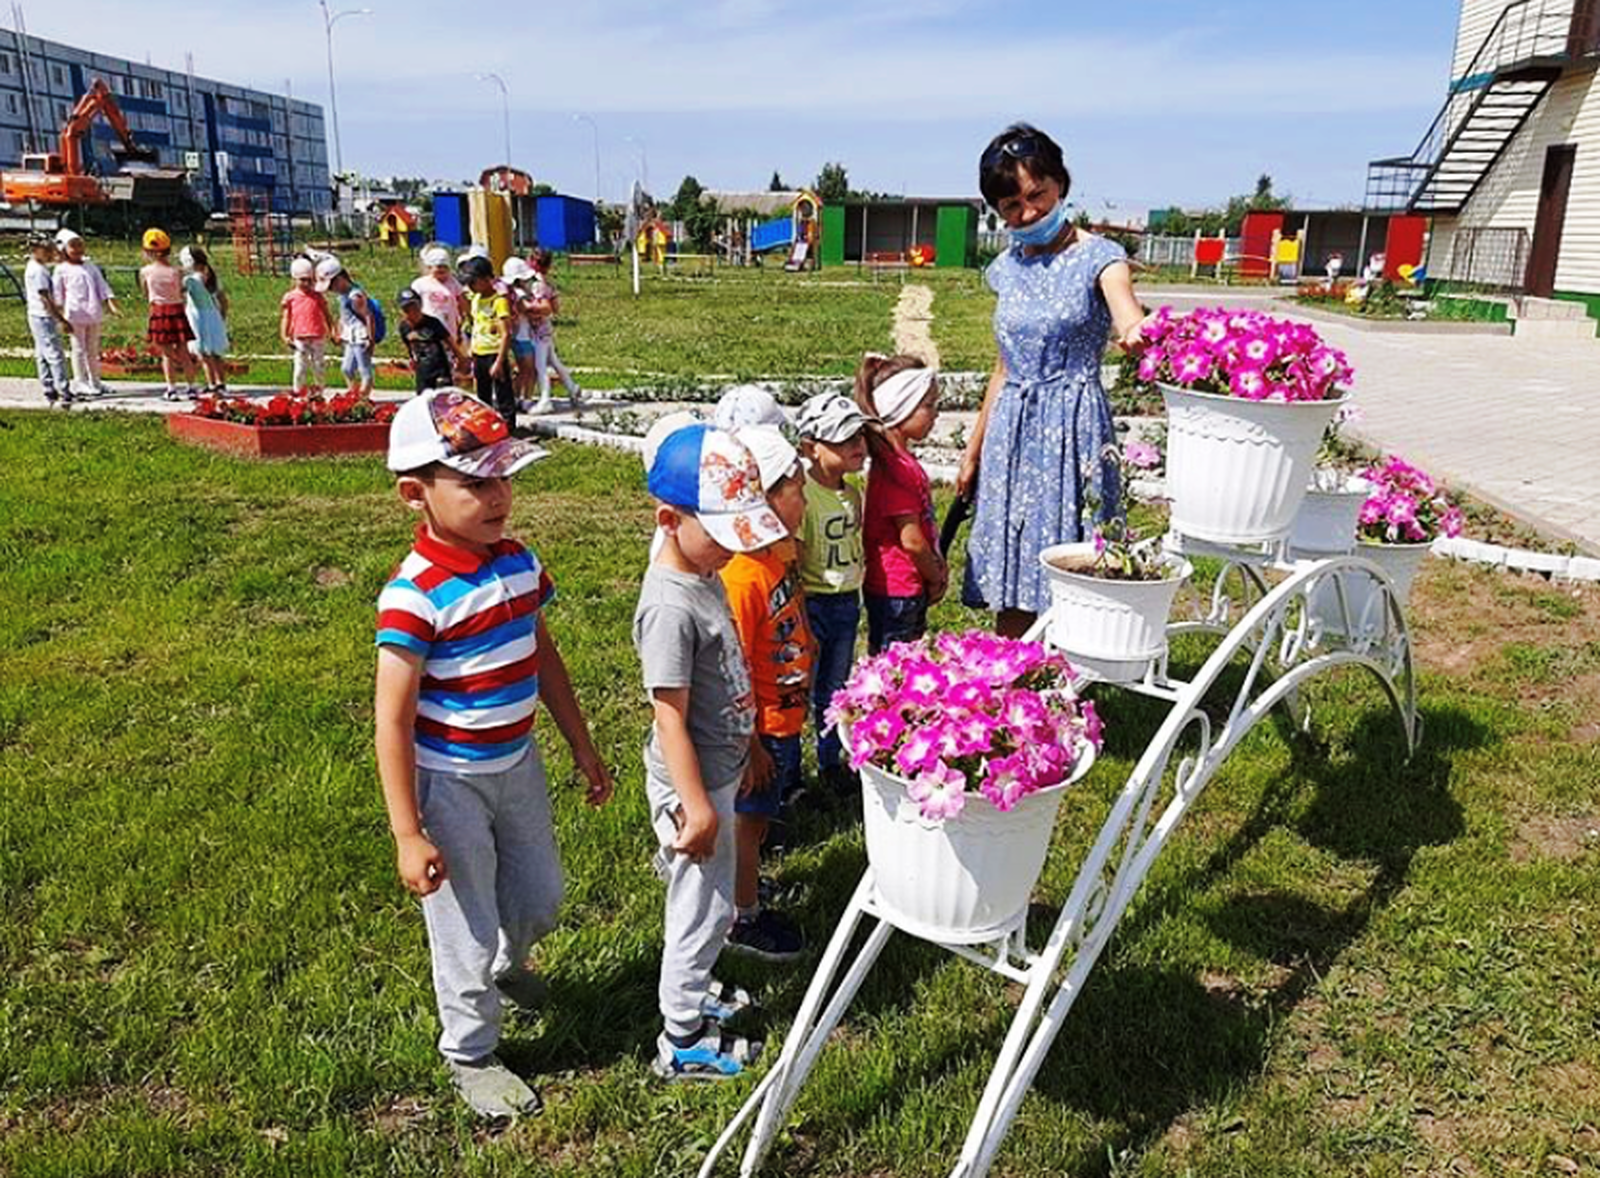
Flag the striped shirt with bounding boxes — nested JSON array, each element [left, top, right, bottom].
[[375, 529, 556, 774]]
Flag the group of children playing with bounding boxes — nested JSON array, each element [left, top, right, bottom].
[[24, 227, 230, 404], [373, 354, 946, 1117], [278, 242, 582, 416], [24, 232, 580, 416]]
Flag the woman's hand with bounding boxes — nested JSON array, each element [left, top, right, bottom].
[[1117, 311, 1158, 353], [956, 447, 980, 499]]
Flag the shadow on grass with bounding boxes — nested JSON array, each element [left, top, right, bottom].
[[1026, 698, 1481, 1162], [748, 691, 1485, 1172]]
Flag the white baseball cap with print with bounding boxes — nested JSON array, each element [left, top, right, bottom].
[[734, 424, 800, 491], [387, 388, 548, 478], [646, 423, 786, 553]]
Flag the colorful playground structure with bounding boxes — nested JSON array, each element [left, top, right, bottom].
[[749, 189, 823, 270], [1178, 211, 1429, 285]]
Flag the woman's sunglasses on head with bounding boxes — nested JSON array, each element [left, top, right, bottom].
[[981, 134, 1044, 171]]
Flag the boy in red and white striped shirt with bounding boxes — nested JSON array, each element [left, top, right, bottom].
[[374, 389, 612, 1121]]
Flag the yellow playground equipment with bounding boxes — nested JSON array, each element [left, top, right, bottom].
[[635, 216, 672, 265]]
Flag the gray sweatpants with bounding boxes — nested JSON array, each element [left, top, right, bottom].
[[418, 744, 564, 1062], [28, 315, 68, 396], [647, 770, 738, 1039]]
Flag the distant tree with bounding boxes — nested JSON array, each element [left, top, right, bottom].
[[684, 197, 720, 253], [389, 176, 431, 199], [530, 182, 557, 197], [768, 170, 786, 192], [595, 202, 625, 247], [668, 175, 705, 222], [814, 162, 849, 203]]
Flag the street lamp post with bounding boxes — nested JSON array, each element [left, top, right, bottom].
[[623, 134, 649, 193], [319, 0, 371, 178], [573, 113, 601, 204], [477, 72, 511, 166]]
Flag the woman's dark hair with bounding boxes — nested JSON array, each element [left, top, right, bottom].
[[978, 122, 1071, 209], [188, 245, 219, 293], [854, 352, 925, 453]]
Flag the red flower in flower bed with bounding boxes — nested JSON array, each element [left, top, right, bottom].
[[189, 392, 398, 427]]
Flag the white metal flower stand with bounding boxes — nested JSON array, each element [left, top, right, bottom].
[[698, 540, 1419, 1178]]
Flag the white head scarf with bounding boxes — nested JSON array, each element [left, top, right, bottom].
[[872, 367, 936, 427]]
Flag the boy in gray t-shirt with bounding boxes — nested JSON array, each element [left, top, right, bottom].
[[633, 422, 789, 1080]]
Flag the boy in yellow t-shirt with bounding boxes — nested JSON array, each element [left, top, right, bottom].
[[794, 392, 874, 801], [719, 425, 813, 962], [459, 256, 516, 421]]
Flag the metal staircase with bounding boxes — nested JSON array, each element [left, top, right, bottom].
[[1367, 0, 1595, 213]]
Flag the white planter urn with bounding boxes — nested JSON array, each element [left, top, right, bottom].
[[1160, 384, 1347, 546], [1038, 542, 1193, 683], [1310, 540, 1431, 637], [1289, 471, 1373, 558], [859, 742, 1096, 945]]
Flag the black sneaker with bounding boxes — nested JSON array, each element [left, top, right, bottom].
[[727, 909, 805, 962], [822, 765, 859, 799]]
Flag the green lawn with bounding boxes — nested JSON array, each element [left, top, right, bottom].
[[1, 238, 998, 390], [2, 412, 1596, 1177]]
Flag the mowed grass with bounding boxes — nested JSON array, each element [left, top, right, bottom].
[[0, 238, 990, 389], [2, 412, 1598, 1178]]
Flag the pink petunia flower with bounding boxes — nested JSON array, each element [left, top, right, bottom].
[[1123, 440, 1162, 469], [1229, 366, 1268, 399], [907, 759, 967, 821]]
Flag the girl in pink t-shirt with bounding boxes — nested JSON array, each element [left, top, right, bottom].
[[856, 353, 947, 652]]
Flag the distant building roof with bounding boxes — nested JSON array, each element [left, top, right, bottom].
[[703, 190, 809, 215]]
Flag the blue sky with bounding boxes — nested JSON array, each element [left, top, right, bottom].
[[32, 0, 1464, 211]]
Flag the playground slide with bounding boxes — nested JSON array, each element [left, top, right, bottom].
[[750, 215, 796, 254], [784, 240, 809, 271]]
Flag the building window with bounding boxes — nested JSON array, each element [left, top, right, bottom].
[[50, 64, 64, 86], [5, 92, 17, 115], [1, 53, 13, 74]]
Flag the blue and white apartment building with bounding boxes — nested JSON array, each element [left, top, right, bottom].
[[0, 30, 331, 214]]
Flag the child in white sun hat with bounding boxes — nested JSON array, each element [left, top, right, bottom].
[[280, 256, 333, 392]]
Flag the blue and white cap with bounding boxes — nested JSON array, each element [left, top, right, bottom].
[[647, 423, 787, 553]]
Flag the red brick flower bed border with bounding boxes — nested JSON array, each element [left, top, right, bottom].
[[167, 413, 390, 459]]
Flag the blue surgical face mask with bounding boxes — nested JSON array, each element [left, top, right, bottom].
[[1009, 198, 1069, 249]]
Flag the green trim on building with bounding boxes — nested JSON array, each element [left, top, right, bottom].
[[820, 205, 846, 268], [1553, 290, 1600, 319], [935, 205, 976, 268]]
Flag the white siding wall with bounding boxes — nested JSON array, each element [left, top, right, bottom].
[[1453, 0, 1575, 75], [1455, 1, 1516, 76], [1450, 70, 1600, 292]]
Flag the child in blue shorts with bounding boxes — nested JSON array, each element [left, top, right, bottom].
[[718, 425, 813, 962]]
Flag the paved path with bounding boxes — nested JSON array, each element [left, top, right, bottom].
[[1149, 288, 1600, 553], [4, 297, 1598, 552]]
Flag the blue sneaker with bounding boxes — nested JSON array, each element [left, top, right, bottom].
[[701, 979, 756, 1023], [652, 1019, 762, 1082]]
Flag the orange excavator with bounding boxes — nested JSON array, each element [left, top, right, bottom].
[[2, 78, 161, 206]]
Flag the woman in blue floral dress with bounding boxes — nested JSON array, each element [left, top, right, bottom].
[[958, 124, 1149, 637]]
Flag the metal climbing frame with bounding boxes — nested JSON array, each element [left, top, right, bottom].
[[700, 544, 1420, 1178]]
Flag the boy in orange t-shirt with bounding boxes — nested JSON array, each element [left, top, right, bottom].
[[719, 424, 813, 961]]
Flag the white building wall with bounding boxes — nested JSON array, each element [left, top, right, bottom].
[[1437, 69, 1600, 293]]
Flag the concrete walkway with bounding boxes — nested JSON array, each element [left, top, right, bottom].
[[4, 299, 1598, 552], [1150, 288, 1600, 553]]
